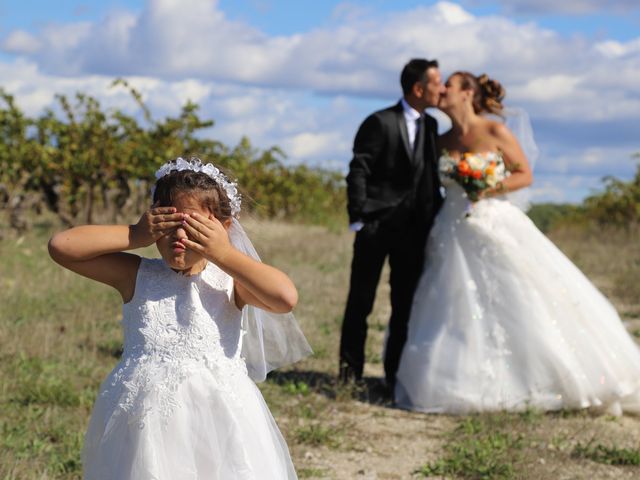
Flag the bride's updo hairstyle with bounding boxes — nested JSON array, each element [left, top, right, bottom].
[[153, 169, 234, 222], [454, 71, 505, 116]]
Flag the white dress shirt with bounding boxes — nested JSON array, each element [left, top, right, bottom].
[[401, 97, 422, 149]]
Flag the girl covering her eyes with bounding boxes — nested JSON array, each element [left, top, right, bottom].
[[49, 157, 311, 479]]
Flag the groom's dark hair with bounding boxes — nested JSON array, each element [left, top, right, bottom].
[[401, 58, 439, 95]]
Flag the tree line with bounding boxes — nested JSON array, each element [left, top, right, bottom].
[[528, 156, 640, 232], [0, 79, 346, 233], [1, 79, 637, 235]]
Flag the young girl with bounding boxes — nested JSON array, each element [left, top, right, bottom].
[[49, 157, 311, 479]]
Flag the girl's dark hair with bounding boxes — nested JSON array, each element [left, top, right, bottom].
[[153, 169, 233, 221], [453, 71, 505, 116]]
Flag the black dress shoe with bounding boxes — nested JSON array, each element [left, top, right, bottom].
[[369, 378, 394, 404], [338, 362, 362, 385]]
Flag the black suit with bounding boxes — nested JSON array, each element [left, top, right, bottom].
[[340, 101, 442, 388]]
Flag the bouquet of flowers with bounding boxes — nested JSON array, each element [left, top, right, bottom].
[[439, 151, 507, 201]]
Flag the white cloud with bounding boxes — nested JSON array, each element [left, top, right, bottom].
[[283, 132, 349, 159], [0, 0, 639, 203], [529, 173, 613, 203], [595, 38, 640, 58], [512, 75, 582, 102], [0, 56, 361, 168], [467, 0, 640, 15], [1, 30, 42, 54], [528, 180, 568, 203], [536, 145, 638, 177], [3, 0, 637, 126]]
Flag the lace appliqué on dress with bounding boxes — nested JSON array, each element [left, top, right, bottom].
[[99, 259, 246, 429]]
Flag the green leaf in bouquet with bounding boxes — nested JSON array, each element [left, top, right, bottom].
[[471, 179, 487, 189]]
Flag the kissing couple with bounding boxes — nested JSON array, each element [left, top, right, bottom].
[[339, 58, 640, 415]]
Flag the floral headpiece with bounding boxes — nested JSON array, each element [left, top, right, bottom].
[[154, 157, 241, 217]]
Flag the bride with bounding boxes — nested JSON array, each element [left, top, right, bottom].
[[394, 71, 640, 415]]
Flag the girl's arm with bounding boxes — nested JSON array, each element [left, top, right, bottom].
[[181, 213, 298, 313], [48, 207, 184, 302], [482, 123, 533, 198]]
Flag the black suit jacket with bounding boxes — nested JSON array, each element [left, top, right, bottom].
[[346, 101, 443, 227]]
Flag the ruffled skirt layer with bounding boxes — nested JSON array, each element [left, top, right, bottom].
[[83, 367, 296, 479]]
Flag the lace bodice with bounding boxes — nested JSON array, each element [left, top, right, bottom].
[[99, 258, 246, 428]]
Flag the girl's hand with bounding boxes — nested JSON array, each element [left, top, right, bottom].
[[130, 205, 184, 247], [181, 213, 297, 312], [180, 212, 233, 263]]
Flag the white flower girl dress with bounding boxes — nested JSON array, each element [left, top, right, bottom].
[[82, 258, 298, 479]]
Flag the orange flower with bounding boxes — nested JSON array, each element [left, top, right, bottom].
[[457, 160, 471, 176], [471, 169, 483, 179]]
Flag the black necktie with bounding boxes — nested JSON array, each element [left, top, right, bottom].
[[414, 115, 424, 152]]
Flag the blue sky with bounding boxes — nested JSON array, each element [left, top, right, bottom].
[[1, 0, 639, 203]]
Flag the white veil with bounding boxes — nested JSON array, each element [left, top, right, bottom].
[[228, 218, 313, 382], [502, 107, 539, 210]]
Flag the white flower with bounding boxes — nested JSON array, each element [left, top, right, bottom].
[[154, 157, 242, 217], [439, 153, 458, 174], [466, 153, 486, 171]]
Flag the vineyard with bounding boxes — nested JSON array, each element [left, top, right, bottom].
[[0, 79, 347, 233], [2, 79, 639, 236]]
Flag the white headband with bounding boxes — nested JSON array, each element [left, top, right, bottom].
[[154, 157, 241, 217]]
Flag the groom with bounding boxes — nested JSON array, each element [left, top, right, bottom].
[[339, 58, 444, 393]]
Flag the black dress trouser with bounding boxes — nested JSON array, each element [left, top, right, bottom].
[[339, 215, 427, 387]]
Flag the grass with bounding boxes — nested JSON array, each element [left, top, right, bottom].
[[294, 424, 344, 449], [2, 216, 640, 478], [415, 414, 526, 479], [298, 467, 331, 478], [572, 441, 640, 466]]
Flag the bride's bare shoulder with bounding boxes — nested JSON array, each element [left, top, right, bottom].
[[484, 118, 511, 138]]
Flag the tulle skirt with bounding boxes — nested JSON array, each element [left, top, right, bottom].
[[395, 186, 640, 415], [82, 367, 297, 479]]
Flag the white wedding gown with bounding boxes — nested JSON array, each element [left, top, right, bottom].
[[82, 258, 297, 479], [395, 156, 640, 415]]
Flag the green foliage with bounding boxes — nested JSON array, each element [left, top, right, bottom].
[[572, 441, 640, 465], [96, 338, 124, 358], [528, 155, 640, 232], [282, 380, 311, 396], [0, 80, 346, 231], [415, 414, 524, 479], [298, 467, 330, 478], [527, 203, 584, 233], [294, 424, 343, 448], [581, 157, 640, 227], [535, 156, 640, 231]]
